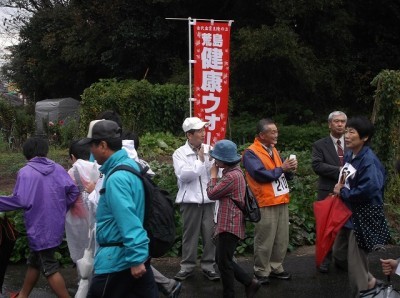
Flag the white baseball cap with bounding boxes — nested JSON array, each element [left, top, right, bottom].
[[182, 117, 209, 132]]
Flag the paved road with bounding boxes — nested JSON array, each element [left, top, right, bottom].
[[2, 245, 400, 297]]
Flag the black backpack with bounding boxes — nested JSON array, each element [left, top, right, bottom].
[[231, 184, 261, 223], [101, 163, 176, 258]]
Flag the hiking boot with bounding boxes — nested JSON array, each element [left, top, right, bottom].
[[174, 270, 194, 281]]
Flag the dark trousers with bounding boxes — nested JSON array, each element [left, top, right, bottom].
[[87, 261, 158, 298], [216, 232, 252, 298]]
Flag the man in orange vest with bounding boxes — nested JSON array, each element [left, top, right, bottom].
[[242, 118, 297, 285]]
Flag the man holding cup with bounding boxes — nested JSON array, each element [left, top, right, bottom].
[[242, 118, 297, 285]]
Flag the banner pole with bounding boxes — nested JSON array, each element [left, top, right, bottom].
[[166, 17, 233, 23], [188, 17, 193, 117]]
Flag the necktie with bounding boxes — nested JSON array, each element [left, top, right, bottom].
[[337, 139, 344, 166]]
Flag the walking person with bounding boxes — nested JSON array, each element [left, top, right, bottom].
[[173, 117, 219, 281], [87, 111, 181, 297], [207, 140, 261, 298], [242, 118, 297, 285], [65, 139, 100, 268], [0, 137, 80, 298], [81, 120, 158, 298], [333, 116, 386, 297], [123, 131, 182, 298], [312, 111, 347, 273]]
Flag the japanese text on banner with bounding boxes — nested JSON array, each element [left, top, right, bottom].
[[193, 22, 231, 145]]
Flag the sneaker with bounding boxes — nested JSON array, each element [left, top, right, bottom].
[[318, 263, 329, 273], [245, 279, 261, 298], [174, 270, 194, 281], [254, 274, 270, 285], [168, 281, 182, 298], [269, 271, 291, 280], [202, 270, 220, 281]]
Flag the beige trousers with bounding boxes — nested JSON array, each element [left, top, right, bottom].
[[253, 204, 289, 277], [333, 228, 372, 298]]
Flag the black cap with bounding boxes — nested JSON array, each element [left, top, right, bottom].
[[79, 120, 121, 144]]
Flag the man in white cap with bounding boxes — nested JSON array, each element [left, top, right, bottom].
[[172, 117, 220, 281]]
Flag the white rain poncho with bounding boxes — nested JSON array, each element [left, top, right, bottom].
[[65, 159, 100, 263]]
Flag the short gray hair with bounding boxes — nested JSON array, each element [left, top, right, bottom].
[[328, 111, 347, 122]]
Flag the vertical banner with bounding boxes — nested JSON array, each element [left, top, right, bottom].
[[193, 21, 231, 145]]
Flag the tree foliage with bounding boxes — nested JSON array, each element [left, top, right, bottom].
[[371, 70, 400, 171], [370, 69, 400, 238], [1, 0, 400, 121]]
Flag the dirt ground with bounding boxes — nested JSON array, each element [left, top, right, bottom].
[[0, 176, 16, 194]]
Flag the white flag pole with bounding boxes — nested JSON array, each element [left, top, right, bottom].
[[188, 17, 196, 117]]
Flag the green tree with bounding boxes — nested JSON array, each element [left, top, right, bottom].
[[1, 0, 189, 101], [2, 0, 400, 122], [370, 69, 400, 240]]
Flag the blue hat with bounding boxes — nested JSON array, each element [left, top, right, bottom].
[[210, 140, 241, 164]]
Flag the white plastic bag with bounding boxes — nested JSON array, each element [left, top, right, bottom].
[[75, 279, 90, 298], [76, 248, 93, 279]]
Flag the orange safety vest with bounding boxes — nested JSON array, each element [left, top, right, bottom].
[[245, 138, 290, 207]]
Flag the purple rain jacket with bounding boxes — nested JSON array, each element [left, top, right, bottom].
[[0, 157, 79, 251]]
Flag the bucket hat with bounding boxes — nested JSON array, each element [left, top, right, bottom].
[[210, 140, 241, 164]]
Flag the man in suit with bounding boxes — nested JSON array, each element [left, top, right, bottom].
[[312, 111, 347, 273]]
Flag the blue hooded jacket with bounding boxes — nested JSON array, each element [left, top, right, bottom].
[[94, 149, 149, 274], [340, 146, 386, 228], [340, 146, 386, 206]]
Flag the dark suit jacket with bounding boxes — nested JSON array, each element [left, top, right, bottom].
[[312, 136, 347, 200]]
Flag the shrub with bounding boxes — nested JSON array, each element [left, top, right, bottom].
[[0, 101, 34, 151], [284, 150, 318, 249], [370, 70, 400, 243], [3, 132, 319, 262], [59, 118, 80, 148], [230, 114, 327, 151], [0, 100, 14, 142], [13, 105, 35, 148], [80, 79, 189, 136], [138, 132, 185, 162]]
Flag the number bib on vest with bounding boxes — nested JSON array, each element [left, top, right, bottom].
[[272, 174, 289, 196]]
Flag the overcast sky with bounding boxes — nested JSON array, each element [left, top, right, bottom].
[[0, 6, 20, 65]]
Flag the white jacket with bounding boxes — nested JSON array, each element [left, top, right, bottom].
[[173, 141, 214, 204]]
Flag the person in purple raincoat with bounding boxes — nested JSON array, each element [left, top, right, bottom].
[[0, 137, 79, 298]]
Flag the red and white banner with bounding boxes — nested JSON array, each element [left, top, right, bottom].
[[193, 21, 231, 145]]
